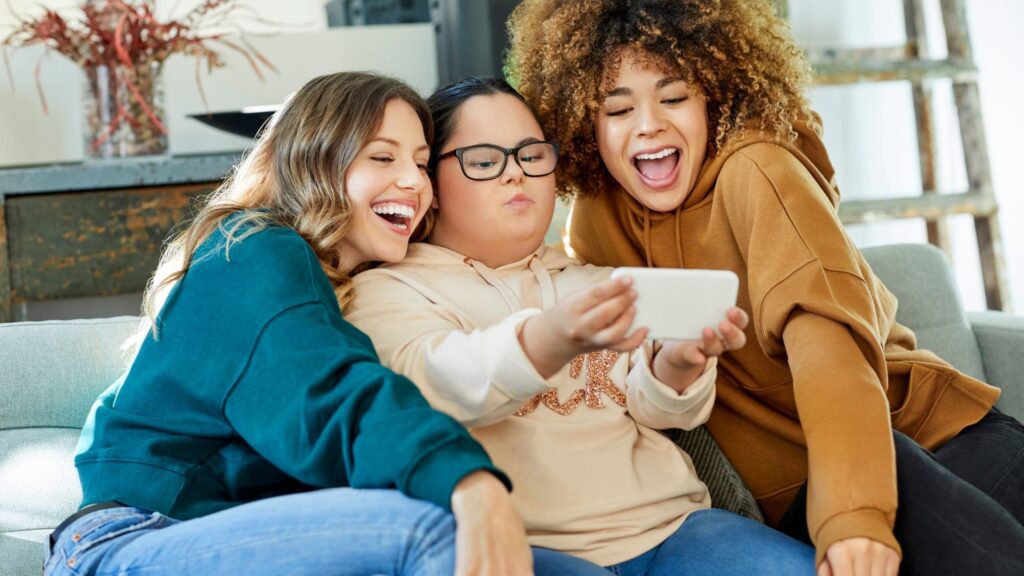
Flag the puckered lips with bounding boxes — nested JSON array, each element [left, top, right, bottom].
[[371, 200, 417, 235], [505, 192, 534, 211], [633, 146, 680, 190]]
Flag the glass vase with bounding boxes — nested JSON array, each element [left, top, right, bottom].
[[82, 61, 168, 159]]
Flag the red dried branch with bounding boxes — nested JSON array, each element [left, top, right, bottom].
[[2, 0, 275, 121], [2, 46, 14, 92], [216, 38, 264, 82], [118, 65, 166, 133], [33, 49, 48, 114]]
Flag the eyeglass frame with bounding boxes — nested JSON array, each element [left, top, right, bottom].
[[434, 140, 560, 181]]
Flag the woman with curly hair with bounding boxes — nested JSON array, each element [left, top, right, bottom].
[[508, 1, 1024, 575]]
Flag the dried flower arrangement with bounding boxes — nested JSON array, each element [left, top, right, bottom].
[[2, 0, 276, 157]]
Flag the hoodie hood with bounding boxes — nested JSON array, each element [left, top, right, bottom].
[[398, 241, 577, 274], [569, 117, 838, 267], [379, 242, 578, 313], [684, 117, 838, 209]]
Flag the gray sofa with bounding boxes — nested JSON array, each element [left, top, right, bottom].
[[2, 243, 1023, 575]]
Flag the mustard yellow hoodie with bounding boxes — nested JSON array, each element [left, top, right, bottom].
[[348, 243, 717, 565], [568, 120, 1000, 564]]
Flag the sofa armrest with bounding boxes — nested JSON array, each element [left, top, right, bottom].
[[968, 311, 1024, 421]]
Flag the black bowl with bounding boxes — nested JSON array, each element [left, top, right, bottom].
[[188, 107, 279, 139]]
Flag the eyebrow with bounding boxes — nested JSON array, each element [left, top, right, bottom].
[[371, 137, 430, 152], [467, 137, 542, 148], [605, 78, 687, 98]]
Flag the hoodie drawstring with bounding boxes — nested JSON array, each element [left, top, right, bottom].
[[465, 257, 523, 312], [642, 207, 653, 268], [639, 204, 686, 268], [674, 205, 685, 267], [464, 253, 557, 312], [528, 255, 556, 310]]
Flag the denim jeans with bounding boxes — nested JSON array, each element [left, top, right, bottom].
[[43, 488, 602, 576], [778, 408, 1024, 575], [598, 508, 815, 576]]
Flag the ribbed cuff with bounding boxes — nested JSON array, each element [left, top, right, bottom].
[[639, 355, 717, 412], [404, 435, 512, 511], [488, 309, 553, 399], [813, 507, 902, 567]]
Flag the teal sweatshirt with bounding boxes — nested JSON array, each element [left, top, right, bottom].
[[75, 220, 506, 519]]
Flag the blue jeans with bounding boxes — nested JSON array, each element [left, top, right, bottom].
[[44, 488, 601, 576], [612, 508, 814, 575], [532, 508, 815, 576]]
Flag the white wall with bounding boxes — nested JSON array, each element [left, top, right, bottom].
[[0, 0, 437, 164], [789, 0, 1024, 312], [3, 0, 1021, 313]]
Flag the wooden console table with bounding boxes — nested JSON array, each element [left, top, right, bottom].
[[0, 153, 239, 322]]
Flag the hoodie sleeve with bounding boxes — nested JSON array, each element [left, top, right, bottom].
[[625, 343, 717, 430], [223, 301, 508, 510], [718, 145, 901, 564], [346, 271, 556, 428]]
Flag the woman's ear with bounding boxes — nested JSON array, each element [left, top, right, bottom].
[[431, 195, 440, 209]]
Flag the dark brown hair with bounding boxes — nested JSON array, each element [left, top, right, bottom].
[[507, 0, 813, 197]]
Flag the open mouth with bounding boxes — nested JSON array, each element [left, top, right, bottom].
[[371, 202, 415, 232], [633, 147, 680, 187]]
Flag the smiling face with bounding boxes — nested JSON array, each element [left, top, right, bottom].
[[337, 98, 432, 273], [430, 93, 557, 267], [596, 49, 709, 213]]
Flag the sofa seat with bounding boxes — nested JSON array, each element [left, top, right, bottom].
[[0, 428, 82, 564], [1, 246, 1022, 575], [1, 317, 138, 574]]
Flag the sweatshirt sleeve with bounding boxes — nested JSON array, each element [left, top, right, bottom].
[[719, 146, 901, 563], [625, 343, 717, 430], [222, 300, 509, 511], [347, 272, 555, 428]]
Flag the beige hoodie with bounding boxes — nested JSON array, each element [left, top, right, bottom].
[[348, 242, 717, 565]]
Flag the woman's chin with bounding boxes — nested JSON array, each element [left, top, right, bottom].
[[628, 185, 690, 213], [375, 244, 410, 265]]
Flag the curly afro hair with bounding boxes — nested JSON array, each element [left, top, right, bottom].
[[506, 0, 814, 198]]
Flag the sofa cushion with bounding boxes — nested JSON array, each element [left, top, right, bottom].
[[0, 317, 138, 430], [0, 316, 138, 576], [0, 428, 81, 574], [860, 244, 987, 381]]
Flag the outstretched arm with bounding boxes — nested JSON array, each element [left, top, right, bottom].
[[626, 308, 747, 430]]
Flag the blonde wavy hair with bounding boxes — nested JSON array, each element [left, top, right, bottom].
[[141, 72, 431, 335], [507, 0, 814, 197]]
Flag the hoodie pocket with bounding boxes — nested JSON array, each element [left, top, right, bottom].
[[890, 363, 949, 439]]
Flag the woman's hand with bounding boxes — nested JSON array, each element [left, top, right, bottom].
[[519, 275, 646, 378], [653, 307, 748, 393], [818, 538, 899, 576], [451, 471, 533, 576]]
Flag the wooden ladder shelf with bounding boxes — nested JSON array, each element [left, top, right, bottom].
[[784, 0, 1009, 310]]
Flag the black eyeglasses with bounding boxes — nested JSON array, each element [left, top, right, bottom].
[[436, 141, 560, 181]]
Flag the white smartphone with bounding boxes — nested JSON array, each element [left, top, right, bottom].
[[610, 267, 740, 341]]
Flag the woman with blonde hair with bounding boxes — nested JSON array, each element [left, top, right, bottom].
[[508, 1, 1024, 575], [44, 71, 534, 576]]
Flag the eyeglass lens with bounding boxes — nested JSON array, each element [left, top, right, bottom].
[[461, 142, 557, 180]]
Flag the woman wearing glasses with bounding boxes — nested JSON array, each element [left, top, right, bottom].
[[345, 76, 815, 575]]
